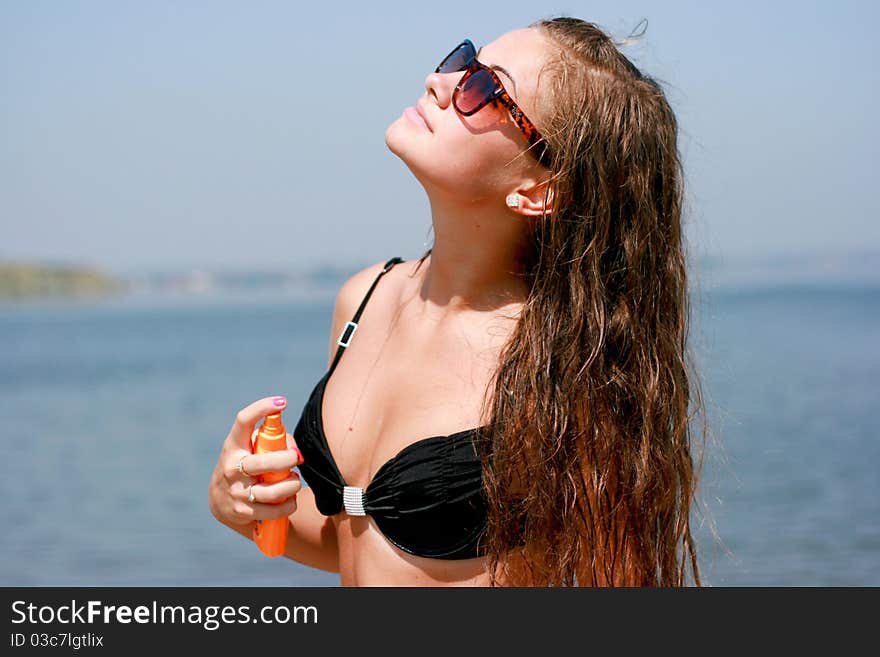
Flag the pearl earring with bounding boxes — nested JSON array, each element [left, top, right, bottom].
[[505, 193, 521, 209]]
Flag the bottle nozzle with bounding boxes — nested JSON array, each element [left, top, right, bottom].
[[259, 412, 286, 439]]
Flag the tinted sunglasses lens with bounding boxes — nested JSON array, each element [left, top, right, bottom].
[[457, 68, 497, 113], [437, 42, 474, 73]]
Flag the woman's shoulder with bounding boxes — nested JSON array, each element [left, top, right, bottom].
[[332, 256, 415, 325]]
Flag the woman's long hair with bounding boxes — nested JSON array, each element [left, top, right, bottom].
[[414, 16, 709, 585]]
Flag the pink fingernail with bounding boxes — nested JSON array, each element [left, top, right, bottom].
[[273, 397, 287, 407]]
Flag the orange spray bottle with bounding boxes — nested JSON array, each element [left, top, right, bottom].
[[252, 412, 291, 557]]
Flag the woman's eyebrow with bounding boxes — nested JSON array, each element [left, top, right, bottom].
[[476, 47, 517, 93]]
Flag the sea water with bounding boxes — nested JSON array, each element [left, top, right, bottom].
[[0, 284, 877, 586]]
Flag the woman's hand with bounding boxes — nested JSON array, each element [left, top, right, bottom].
[[208, 396, 303, 531]]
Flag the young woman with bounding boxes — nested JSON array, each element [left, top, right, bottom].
[[208, 16, 707, 586]]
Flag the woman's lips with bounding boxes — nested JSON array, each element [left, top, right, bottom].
[[405, 106, 430, 131]]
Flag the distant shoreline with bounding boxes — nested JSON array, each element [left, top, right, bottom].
[[0, 263, 125, 301], [0, 261, 356, 304], [2, 250, 878, 304]]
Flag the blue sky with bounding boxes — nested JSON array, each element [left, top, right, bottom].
[[1, 1, 877, 274]]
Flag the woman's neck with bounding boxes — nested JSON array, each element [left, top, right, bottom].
[[410, 195, 532, 324]]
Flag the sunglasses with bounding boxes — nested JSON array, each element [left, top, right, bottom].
[[435, 39, 551, 166]]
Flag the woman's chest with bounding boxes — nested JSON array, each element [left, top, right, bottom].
[[320, 326, 500, 489]]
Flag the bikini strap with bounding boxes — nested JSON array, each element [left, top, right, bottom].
[[328, 256, 404, 375]]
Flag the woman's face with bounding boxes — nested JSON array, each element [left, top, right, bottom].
[[385, 28, 553, 203]]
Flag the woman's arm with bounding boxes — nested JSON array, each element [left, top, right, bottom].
[[245, 261, 392, 572], [273, 260, 396, 570], [221, 486, 339, 573]]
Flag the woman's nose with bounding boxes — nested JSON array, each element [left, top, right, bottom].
[[424, 70, 454, 109]]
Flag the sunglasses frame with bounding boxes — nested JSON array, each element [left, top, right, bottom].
[[435, 39, 550, 166]]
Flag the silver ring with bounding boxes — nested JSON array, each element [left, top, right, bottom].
[[237, 454, 252, 477], [248, 485, 256, 504]]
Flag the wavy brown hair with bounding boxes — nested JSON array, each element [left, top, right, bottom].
[[412, 16, 709, 586]]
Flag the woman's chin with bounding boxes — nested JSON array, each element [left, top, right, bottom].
[[385, 123, 423, 171], [384, 117, 413, 156], [385, 120, 461, 193]]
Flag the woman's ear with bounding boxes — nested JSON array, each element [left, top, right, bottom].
[[507, 180, 554, 218]]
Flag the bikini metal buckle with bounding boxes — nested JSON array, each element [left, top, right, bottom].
[[343, 486, 366, 516], [337, 321, 358, 348]]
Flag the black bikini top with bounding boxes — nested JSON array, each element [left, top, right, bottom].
[[292, 257, 489, 560]]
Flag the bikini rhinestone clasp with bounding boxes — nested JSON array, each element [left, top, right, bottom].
[[343, 486, 366, 516]]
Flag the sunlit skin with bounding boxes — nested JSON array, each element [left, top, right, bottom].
[[385, 28, 555, 299], [210, 27, 557, 586]]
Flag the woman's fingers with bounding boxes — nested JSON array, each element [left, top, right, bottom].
[[224, 399, 302, 478], [234, 448, 300, 479], [213, 397, 304, 526], [235, 478, 300, 521], [244, 475, 302, 504], [227, 396, 289, 451], [252, 496, 298, 521], [286, 433, 303, 463]]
